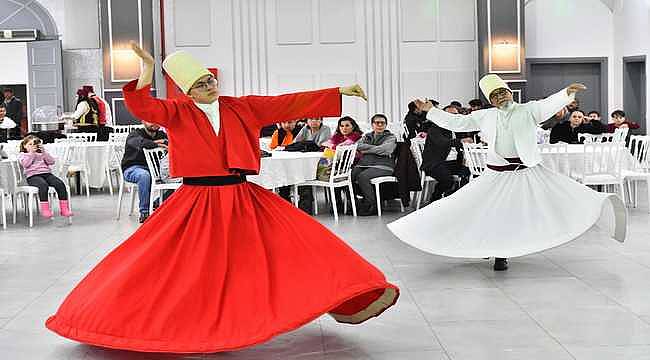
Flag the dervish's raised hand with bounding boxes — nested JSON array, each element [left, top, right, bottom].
[[567, 83, 587, 95], [339, 85, 367, 101]]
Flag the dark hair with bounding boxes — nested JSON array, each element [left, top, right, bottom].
[[2, 87, 13, 94], [611, 110, 626, 118], [468, 99, 483, 108], [371, 113, 388, 124], [407, 101, 417, 113], [335, 116, 362, 136], [450, 101, 462, 108], [0, 103, 5, 109], [587, 110, 600, 117], [570, 109, 585, 116]]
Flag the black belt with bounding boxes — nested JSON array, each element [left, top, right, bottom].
[[183, 175, 247, 186], [486, 158, 527, 172]]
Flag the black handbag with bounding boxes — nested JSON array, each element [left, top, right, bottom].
[[284, 141, 321, 152]]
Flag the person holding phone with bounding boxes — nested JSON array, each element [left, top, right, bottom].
[[17, 135, 72, 218]]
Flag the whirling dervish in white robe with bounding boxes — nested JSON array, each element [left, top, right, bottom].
[[388, 74, 627, 260]]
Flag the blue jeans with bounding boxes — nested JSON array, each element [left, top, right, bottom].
[[123, 165, 151, 215]]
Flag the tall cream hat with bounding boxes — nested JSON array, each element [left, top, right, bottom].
[[162, 50, 212, 94], [479, 74, 511, 99]]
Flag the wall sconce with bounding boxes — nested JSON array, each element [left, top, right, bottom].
[[489, 39, 521, 73], [111, 45, 142, 82]]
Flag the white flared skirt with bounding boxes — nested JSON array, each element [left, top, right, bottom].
[[387, 165, 627, 258]]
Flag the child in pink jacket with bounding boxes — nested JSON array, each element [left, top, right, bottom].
[[18, 135, 72, 218]]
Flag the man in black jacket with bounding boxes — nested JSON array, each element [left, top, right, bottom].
[[583, 110, 607, 134], [3, 88, 22, 139], [550, 109, 594, 144], [121, 121, 168, 222], [420, 106, 472, 202]]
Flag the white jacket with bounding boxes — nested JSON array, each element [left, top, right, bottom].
[[426, 88, 575, 167]]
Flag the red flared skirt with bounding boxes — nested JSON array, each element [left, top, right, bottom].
[[45, 182, 399, 353]]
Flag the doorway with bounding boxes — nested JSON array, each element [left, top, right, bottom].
[[623, 56, 647, 134]]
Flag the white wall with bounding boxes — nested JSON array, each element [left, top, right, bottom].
[[526, 0, 650, 125], [164, 0, 478, 131], [0, 43, 29, 84], [525, 0, 615, 113], [612, 0, 650, 119]]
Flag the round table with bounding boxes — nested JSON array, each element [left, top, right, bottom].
[[248, 151, 323, 189]]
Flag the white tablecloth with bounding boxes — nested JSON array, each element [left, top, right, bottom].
[[247, 151, 323, 189]]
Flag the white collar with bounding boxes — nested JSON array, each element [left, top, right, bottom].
[[194, 101, 220, 136]]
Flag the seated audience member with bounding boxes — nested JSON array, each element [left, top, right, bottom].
[[420, 106, 472, 202], [582, 110, 606, 134], [260, 124, 278, 137], [450, 101, 462, 109], [297, 116, 363, 215], [352, 114, 397, 216], [540, 106, 568, 130], [121, 121, 168, 223], [608, 110, 640, 133], [0, 103, 17, 143], [550, 110, 589, 144], [468, 99, 484, 112], [404, 99, 438, 139], [270, 120, 299, 150], [18, 135, 73, 219], [293, 117, 331, 146]]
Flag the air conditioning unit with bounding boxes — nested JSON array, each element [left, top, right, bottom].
[[0, 29, 38, 42]]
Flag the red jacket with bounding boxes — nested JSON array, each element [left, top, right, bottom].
[[123, 81, 341, 177]]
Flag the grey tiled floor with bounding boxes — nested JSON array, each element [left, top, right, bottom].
[[1, 185, 650, 359]]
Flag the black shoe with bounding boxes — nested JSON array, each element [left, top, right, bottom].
[[138, 212, 149, 223], [493, 258, 508, 271], [358, 206, 378, 216]]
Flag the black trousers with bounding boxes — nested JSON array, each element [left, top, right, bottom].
[[26, 173, 68, 201], [424, 161, 470, 199]]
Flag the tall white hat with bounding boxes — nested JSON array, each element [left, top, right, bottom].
[[479, 74, 511, 99], [162, 51, 212, 94]]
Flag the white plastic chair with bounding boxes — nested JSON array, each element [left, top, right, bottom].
[[612, 127, 629, 143], [66, 132, 97, 142], [576, 141, 626, 201], [114, 145, 139, 220], [463, 143, 488, 180], [293, 144, 358, 222], [60, 141, 91, 197], [8, 160, 72, 227], [370, 176, 404, 216], [143, 148, 182, 213], [579, 133, 614, 143], [110, 125, 131, 134], [105, 133, 129, 195], [539, 142, 571, 176], [623, 135, 650, 211], [410, 137, 437, 209]]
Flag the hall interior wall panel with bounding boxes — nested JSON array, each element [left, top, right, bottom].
[[173, 0, 212, 47], [63, 0, 100, 49], [401, 71, 439, 107], [275, 0, 313, 45], [318, 0, 356, 44], [400, 0, 437, 42], [439, 0, 476, 41], [438, 70, 477, 106], [163, 0, 477, 128]]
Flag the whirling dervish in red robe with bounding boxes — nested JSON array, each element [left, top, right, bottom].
[[45, 42, 399, 353]]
